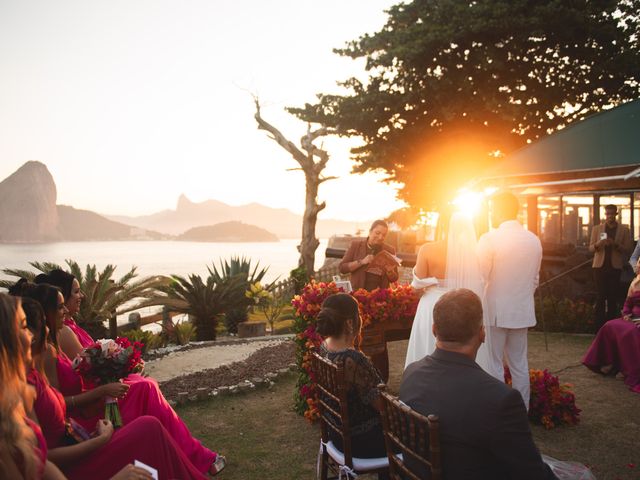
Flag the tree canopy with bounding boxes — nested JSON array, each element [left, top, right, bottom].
[[289, 0, 640, 209]]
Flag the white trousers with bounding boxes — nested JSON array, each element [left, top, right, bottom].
[[487, 326, 530, 410]]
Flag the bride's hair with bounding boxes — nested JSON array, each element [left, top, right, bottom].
[[316, 293, 361, 338]]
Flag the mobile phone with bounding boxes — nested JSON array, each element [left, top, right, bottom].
[[600, 233, 607, 241]]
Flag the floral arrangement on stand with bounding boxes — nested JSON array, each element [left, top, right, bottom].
[[291, 280, 419, 421], [73, 337, 145, 427], [505, 367, 581, 429]]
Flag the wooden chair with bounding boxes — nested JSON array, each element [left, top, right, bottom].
[[379, 390, 442, 480], [310, 352, 389, 479]]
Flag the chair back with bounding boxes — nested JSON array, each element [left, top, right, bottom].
[[379, 390, 442, 480], [310, 351, 354, 467]]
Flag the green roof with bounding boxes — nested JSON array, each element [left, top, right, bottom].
[[489, 99, 640, 177]]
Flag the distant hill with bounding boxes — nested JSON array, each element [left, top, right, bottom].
[[178, 221, 278, 242], [107, 194, 370, 238], [57, 205, 165, 241], [0, 161, 164, 243], [0, 161, 59, 242]]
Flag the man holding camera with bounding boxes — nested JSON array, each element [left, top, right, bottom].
[[589, 204, 632, 332]]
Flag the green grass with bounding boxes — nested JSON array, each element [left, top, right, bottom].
[[177, 373, 318, 479], [179, 332, 640, 480]]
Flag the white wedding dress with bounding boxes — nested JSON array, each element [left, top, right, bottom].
[[404, 213, 492, 371]]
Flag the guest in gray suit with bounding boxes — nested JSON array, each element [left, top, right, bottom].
[[399, 289, 556, 480]]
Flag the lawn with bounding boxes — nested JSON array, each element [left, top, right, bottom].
[[178, 332, 639, 480]]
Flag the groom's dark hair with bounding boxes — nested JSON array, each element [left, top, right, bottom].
[[433, 289, 483, 343], [491, 191, 519, 221]]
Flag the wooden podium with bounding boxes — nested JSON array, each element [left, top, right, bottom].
[[359, 315, 414, 382]]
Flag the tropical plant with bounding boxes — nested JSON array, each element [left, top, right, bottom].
[[209, 256, 273, 334], [246, 282, 288, 334], [120, 329, 166, 354], [155, 273, 245, 341], [1, 260, 170, 339], [174, 320, 197, 345]]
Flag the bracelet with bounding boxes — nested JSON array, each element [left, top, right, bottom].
[[70, 395, 76, 408]]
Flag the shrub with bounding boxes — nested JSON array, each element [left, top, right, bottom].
[[174, 321, 197, 345], [534, 295, 595, 334], [224, 308, 248, 335], [121, 329, 166, 354]]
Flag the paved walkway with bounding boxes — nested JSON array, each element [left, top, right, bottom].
[[146, 336, 291, 382]]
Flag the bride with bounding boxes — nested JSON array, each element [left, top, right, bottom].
[[404, 212, 491, 371]]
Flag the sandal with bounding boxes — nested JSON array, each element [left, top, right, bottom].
[[209, 455, 226, 477]]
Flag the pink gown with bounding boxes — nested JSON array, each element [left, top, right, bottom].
[[55, 351, 217, 473], [63, 316, 94, 348], [583, 290, 640, 394], [28, 369, 207, 480], [25, 417, 47, 478]]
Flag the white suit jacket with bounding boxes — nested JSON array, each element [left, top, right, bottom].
[[477, 220, 542, 329]]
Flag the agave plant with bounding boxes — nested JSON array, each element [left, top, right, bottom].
[[209, 256, 274, 334], [1, 260, 170, 338], [155, 273, 245, 341]]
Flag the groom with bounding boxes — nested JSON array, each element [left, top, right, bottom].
[[477, 192, 542, 409]]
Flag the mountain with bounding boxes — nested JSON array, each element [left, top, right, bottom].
[[57, 205, 165, 241], [178, 221, 278, 242], [0, 161, 164, 242], [107, 194, 370, 238], [0, 161, 60, 242]]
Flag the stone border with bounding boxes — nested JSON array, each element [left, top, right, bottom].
[[168, 362, 298, 407], [146, 333, 294, 361]]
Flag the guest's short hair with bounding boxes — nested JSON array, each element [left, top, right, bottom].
[[604, 204, 617, 213], [433, 289, 483, 343], [491, 191, 519, 220], [316, 293, 361, 338], [369, 220, 388, 232]]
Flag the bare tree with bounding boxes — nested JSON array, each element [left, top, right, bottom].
[[254, 98, 336, 277]]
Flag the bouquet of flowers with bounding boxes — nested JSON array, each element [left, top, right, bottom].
[[73, 337, 144, 427]]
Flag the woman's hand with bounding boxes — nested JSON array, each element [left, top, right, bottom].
[[110, 464, 153, 480], [623, 314, 632, 322], [95, 419, 114, 444], [99, 382, 130, 399]]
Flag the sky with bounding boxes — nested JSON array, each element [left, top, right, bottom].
[[0, 0, 406, 221]]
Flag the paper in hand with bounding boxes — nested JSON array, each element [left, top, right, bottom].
[[134, 460, 158, 480]]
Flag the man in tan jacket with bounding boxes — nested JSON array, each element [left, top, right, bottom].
[[589, 204, 632, 331]]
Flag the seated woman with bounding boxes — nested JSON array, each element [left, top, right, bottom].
[[0, 292, 205, 480], [583, 261, 640, 394], [34, 270, 93, 359], [316, 293, 387, 459], [12, 280, 225, 476]]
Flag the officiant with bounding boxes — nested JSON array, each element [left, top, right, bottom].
[[339, 220, 399, 291]]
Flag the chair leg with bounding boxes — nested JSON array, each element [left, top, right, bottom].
[[317, 444, 329, 480]]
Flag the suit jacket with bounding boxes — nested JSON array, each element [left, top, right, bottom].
[[477, 220, 542, 328], [400, 349, 557, 480], [589, 222, 632, 269], [339, 238, 398, 290]]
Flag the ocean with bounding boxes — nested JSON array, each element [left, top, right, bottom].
[[0, 239, 328, 284]]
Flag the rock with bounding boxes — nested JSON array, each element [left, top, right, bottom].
[[229, 385, 239, 394], [238, 322, 267, 338], [196, 387, 209, 400], [0, 161, 59, 242], [177, 392, 189, 405], [278, 368, 290, 375], [217, 386, 230, 396]]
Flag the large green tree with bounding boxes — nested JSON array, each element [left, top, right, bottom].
[[290, 0, 640, 208]]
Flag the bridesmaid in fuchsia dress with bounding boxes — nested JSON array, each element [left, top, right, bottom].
[[29, 272, 226, 476]]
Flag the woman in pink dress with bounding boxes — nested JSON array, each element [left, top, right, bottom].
[[583, 263, 640, 393], [1, 292, 206, 480], [15, 280, 225, 476]]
